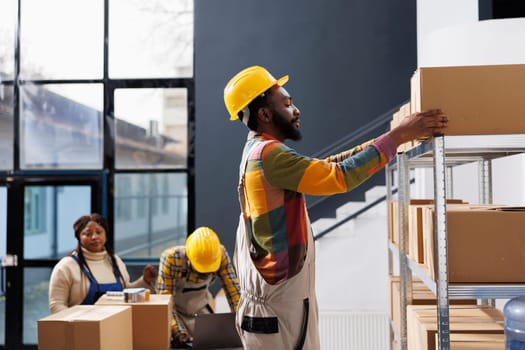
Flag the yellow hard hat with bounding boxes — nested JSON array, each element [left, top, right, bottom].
[[186, 227, 222, 273], [224, 65, 289, 121]]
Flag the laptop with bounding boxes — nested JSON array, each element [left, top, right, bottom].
[[191, 312, 244, 350]]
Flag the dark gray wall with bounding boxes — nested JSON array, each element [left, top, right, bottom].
[[195, 0, 417, 256]]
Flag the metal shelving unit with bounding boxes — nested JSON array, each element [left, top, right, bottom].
[[386, 134, 525, 350]]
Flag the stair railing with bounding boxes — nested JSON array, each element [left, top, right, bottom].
[[308, 101, 407, 211], [313, 178, 415, 241], [310, 100, 410, 240]]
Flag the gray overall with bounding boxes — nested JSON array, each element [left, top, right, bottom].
[[172, 248, 214, 337], [234, 140, 320, 350]]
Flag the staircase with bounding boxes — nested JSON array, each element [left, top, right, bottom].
[[305, 102, 405, 223], [313, 185, 391, 350], [304, 104, 405, 349]]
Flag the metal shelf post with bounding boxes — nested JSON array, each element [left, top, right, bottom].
[[433, 136, 450, 350], [397, 152, 412, 350]]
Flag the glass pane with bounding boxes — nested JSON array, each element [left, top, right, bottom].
[[115, 88, 188, 169], [115, 173, 187, 258], [20, 84, 103, 170], [20, 0, 103, 80], [0, 0, 16, 80], [0, 186, 6, 346], [23, 267, 52, 344], [109, 0, 193, 78], [24, 185, 91, 259], [0, 84, 14, 170]]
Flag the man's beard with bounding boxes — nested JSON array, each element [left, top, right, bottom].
[[272, 109, 302, 141]]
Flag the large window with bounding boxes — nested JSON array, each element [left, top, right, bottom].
[[1, 0, 194, 347], [114, 88, 188, 169], [0, 0, 16, 81], [0, 0, 15, 170], [0, 85, 14, 170], [24, 185, 91, 259], [109, 0, 193, 78], [20, 0, 104, 80], [115, 173, 187, 258], [24, 187, 47, 236], [20, 84, 104, 170]]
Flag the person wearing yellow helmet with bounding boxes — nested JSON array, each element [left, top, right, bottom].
[[225, 65, 448, 349], [156, 226, 240, 349]]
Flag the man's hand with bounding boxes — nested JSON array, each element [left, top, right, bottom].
[[142, 264, 157, 284], [388, 109, 448, 147], [171, 333, 194, 348]]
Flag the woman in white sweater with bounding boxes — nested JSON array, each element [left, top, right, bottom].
[[48, 213, 156, 314]]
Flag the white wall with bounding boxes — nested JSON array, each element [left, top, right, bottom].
[[415, 0, 525, 205]]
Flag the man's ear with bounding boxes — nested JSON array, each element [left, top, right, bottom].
[[257, 107, 272, 123]]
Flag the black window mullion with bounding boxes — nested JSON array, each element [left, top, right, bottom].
[[5, 179, 24, 350]]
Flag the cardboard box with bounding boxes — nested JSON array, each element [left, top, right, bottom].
[[407, 305, 504, 350], [410, 64, 525, 135], [389, 276, 476, 339], [390, 199, 432, 247], [435, 333, 505, 349], [407, 199, 466, 264], [390, 199, 465, 256], [38, 305, 133, 350], [96, 294, 172, 350], [422, 205, 525, 282]]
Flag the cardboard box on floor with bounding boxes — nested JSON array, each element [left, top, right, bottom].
[[95, 294, 172, 350], [422, 205, 525, 282], [407, 305, 504, 350], [410, 64, 525, 135], [37, 305, 133, 350], [389, 276, 476, 339], [435, 333, 505, 350]]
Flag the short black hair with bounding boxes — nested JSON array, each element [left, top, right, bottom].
[[239, 87, 273, 131]]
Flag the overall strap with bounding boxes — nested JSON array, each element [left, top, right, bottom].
[[238, 139, 274, 220], [70, 254, 96, 283], [174, 247, 190, 290], [70, 253, 122, 285]]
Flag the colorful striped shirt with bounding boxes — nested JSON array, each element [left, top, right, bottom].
[[241, 132, 396, 285], [156, 245, 240, 337]]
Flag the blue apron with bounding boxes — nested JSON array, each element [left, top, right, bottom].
[[71, 254, 124, 304]]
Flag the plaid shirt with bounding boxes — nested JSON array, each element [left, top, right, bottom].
[[156, 245, 240, 337], [241, 132, 394, 285]]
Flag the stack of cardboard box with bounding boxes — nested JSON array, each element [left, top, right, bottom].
[[388, 63, 525, 349], [95, 294, 172, 350], [389, 200, 525, 283], [407, 305, 504, 350], [389, 276, 476, 342], [38, 294, 173, 350]]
